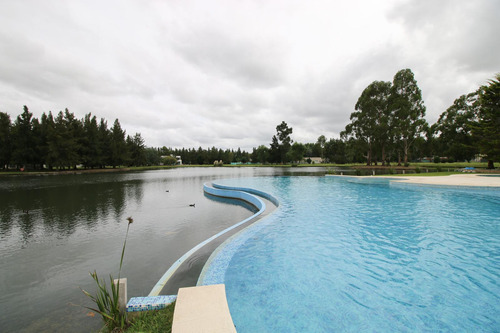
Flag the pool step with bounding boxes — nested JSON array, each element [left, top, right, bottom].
[[172, 284, 236, 333], [126, 295, 177, 312]]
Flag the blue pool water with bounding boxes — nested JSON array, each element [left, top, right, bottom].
[[201, 176, 500, 332]]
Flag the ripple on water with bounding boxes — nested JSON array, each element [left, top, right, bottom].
[[210, 177, 500, 332]]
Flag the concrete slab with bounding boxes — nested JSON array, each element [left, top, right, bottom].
[[172, 284, 236, 333], [390, 174, 500, 187]]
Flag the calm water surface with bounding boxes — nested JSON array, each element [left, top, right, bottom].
[[0, 167, 325, 332], [203, 177, 500, 332]]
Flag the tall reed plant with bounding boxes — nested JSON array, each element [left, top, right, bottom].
[[81, 216, 133, 331]]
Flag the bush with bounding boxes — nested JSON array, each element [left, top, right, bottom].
[[434, 156, 440, 163], [415, 167, 421, 173], [355, 169, 362, 176], [162, 156, 177, 166], [388, 168, 395, 175], [404, 162, 410, 167]]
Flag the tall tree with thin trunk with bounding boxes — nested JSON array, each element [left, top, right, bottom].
[[473, 74, 500, 169], [342, 81, 392, 165], [390, 69, 427, 165]]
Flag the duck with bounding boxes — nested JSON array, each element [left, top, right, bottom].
[[189, 203, 196, 207]]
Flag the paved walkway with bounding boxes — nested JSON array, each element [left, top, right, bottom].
[[172, 284, 236, 333], [390, 173, 500, 187]]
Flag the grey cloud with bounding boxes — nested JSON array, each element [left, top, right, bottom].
[[388, 0, 500, 72], [171, 27, 290, 89]]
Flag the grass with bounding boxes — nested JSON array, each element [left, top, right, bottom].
[[125, 302, 176, 333]]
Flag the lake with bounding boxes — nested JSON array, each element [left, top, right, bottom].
[[0, 167, 326, 332]]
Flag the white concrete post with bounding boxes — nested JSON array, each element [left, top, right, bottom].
[[114, 278, 127, 313]]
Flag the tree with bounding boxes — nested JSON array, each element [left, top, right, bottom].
[[287, 142, 306, 163], [0, 112, 12, 169], [47, 110, 80, 169], [390, 69, 427, 165], [269, 135, 281, 163], [275, 121, 293, 163], [127, 133, 146, 166], [473, 75, 500, 169], [81, 113, 101, 168], [109, 119, 128, 168], [11, 106, 37, 168], [324, 138, 347, 164], [432, 92, 479, 161], [252, 145, 270, 164], [144, 147, 161, 166], [315, 135, 326, 159], [342, 81, 392, 165], [98, 118, 110, 168]]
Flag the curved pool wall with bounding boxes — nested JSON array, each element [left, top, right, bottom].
[[149, 182, 273, 296], [211, 182, 280, 207], [198, 182, 281, 286]]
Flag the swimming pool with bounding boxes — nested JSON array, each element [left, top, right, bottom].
[[200, 176, 500, 332]]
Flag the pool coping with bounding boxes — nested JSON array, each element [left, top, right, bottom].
[[148, 182, 271, 296], [328, 173, 500, 187]]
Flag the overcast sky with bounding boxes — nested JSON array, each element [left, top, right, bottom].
[[0, 0, 498, 151]]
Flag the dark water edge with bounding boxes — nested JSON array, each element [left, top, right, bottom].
[[0, 167, 325, 333]]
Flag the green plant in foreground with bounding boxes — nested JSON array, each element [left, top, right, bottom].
[[81, 216, 133, 331], [126, 302, 176, 333]]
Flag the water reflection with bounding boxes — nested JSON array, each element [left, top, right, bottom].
[[0, 175, 144, 244], [1, 167, 328, 333]]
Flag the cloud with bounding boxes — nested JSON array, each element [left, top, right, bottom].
[[0, 0, 497, 151]]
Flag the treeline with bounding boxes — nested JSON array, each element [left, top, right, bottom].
[[0, 106, 153, 170], [1, 71, 498, 170]]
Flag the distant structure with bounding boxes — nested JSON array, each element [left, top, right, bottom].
[[303, 157, 323, 164]]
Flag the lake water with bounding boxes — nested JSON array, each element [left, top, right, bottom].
[[0, 167, 326, 332]]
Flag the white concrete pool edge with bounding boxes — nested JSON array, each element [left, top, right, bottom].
[[327, 173, 500, 187]]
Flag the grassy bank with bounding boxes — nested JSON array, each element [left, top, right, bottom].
[[113, 302, 175, 333]]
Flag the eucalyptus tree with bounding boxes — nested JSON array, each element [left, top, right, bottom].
[[473, 74, 500, 169], [0, 112, 12, 168], [315, 135, 326, 159], [342, 80, 392, 165], [432, 92, 479, 161], [390, 69, 427, 165]]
